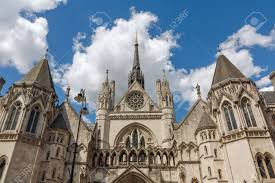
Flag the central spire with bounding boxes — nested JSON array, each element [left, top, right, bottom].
[[128, 33, 144, 88]]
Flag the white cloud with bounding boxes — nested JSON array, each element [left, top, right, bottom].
[[56, 10, 275, 115], [56, 9, 178, 111], [0, 0, 67, 73]]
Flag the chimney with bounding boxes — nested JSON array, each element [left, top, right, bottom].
[[270, 71, 275, 91], [0, 77, 5, 94]]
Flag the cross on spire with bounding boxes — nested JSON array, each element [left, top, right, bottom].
[[66, 86, 70, 102], [106, 69, 109, 82]]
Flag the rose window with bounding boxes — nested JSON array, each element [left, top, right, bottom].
[[126, 91, 144, 110]]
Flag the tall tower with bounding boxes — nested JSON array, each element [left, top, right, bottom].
[[96, 70, 115, 149], [0, 56, 57, 182], [128, 34, 145, 88]]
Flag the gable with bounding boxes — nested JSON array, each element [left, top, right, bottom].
[[174, 99, 207, 143], [113, 81, 159, 112]]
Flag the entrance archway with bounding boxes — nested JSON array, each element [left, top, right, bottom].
[[114, 172, 149, 183]]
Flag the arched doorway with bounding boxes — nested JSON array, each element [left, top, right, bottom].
[[114, 172, 149, 183]]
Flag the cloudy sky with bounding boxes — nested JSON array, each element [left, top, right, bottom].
[[0, 1, 275, 122]]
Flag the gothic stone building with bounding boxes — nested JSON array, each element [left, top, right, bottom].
[[0, 39, 275, 183]]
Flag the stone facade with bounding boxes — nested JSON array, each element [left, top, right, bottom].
[[0, 40, 275, 183]]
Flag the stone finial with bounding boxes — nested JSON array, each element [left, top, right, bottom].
[[269, 71, 275, 91], [106, 69, 109, 82], [66, 86, 70, 102], [196, 84, 201, 99]]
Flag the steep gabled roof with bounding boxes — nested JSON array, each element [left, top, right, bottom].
[[17, 58, 55, 91], [50, 113, 68, 130], [262, 91, 275, 106], [195, 111, 216, 134], [212, 55, 246, 86]]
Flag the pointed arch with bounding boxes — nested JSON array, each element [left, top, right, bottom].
[[110, 152, 116, 166], [92, 153, 98, 167], [126, 136, 131, 149], [241, 97, 257, 127], [222, 101, 237, 131], [26, 105, 41, 134], [105, 152, 110, 167], [264, 153, 275, 178], [0, 156, 7, 181], [138, 150, 146, 163], [5, 101, 22, 130], [156, 151, 162, 165], [149, 152, 154, 165], [132, 129, 139, 148], [163, 152, 168, 166], [169, 151, 175, 166], [140, 136, 145, 148]]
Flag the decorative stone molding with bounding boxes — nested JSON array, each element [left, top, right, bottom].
[[221, 129, 269, 143], [109, 114, 162, 120]]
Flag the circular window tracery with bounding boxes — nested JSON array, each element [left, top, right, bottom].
[[126, 91, 144, 110]]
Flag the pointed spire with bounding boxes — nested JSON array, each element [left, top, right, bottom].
[[212, 54, 246, 86], [133, 32, 140, 69], [16, 55, 55, 91], [128, 33, 144, 88], [196, 84, 201, 99], [162, 69, 167, 81]]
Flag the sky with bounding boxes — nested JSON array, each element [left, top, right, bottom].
[[0, 0, 275, 122]]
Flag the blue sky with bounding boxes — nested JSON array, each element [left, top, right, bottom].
[[1, 0, 275, 122]]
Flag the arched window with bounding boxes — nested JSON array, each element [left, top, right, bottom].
[[156, 152, 161, 165], [139, 151, 146, 162], [119, 151, 127, 163], [5, 102, 22, 130], [126, 137, 131, 149], [26, 106, 40, 134], [0, 158, 6, 180], [52, 168, 56, 179], [140, 136, 145, 148], [56, 147, 60, 158], [132, 130, 138, 148], [149, 153, 154, 165], [257, 156, 267, 178], [46, 151, 50, 160], [41, 171, 46, 181], [129, 152, 137, 162], [111, 153, 116, 166], [169, 152, 175, 166], [163, 153, 168, 166], [241, 98, 257, 127], [223, 102, 237, 131], [218, 169, 222, 179], [265, 156, 275, 178], [92, 154, 97, 167], [105, 153, 110, 167], [204, 146, 208, 155], [214, 149, 218, 158], [98, 153, 104, 166], [208, 167, 212, 177]]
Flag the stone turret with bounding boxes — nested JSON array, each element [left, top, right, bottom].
[[270, 71, 275, 91], [0, 77, 5, 94]]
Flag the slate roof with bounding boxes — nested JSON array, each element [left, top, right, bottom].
[[212, 55, 246, 86], [262, 91, 275, 106], [50, 113, 68, 130], [195, 112, 216, 134], [16, 58, 55, 91]]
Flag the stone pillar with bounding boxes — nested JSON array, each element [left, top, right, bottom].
[[270, 71, 275, 91], [0, 77, 5, 94]]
